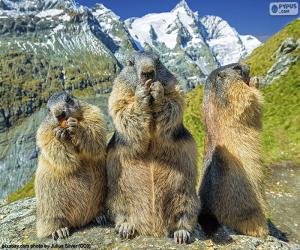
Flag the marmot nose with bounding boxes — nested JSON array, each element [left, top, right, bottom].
[[142, 70, 155, 80], [55, 110, 66, 121]]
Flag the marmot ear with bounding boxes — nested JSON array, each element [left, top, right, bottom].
[[128, 59, 135, 66]]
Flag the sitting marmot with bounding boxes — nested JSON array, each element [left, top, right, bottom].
[[198, 63, 268, 237], [35, 92, 107, 239], [106, 51, 199, 244]]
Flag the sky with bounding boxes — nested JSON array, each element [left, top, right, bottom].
[[77, 0, 299, 41]]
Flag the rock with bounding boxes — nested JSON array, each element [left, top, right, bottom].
[[276, 38, 299, 58], [264, 38, 300, 85], [0, 198, 299, 250], [0, 109, 45, 200]]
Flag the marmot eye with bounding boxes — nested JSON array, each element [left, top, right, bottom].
[[233, 65, 242, 71], [217, 72, 226, 78], [65, 96, 73, 104]]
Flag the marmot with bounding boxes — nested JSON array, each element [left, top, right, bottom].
[[35, 92, 107, 239], [106, 51, 199, 244], [198, 63, 268, 237]]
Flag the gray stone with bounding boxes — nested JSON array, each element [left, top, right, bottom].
[[263, 38, 300, 85], [0, 198, 299, 250]]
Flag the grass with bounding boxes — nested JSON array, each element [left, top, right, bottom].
[[183, 85, 205, 172], [7, 177, 35, 203], [260, 60, 300, 164]]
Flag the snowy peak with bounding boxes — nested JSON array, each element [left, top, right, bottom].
[[92, 3, 120, 21], [240, 35, 262, 54], [171, 0, 199, 31], [200, 15, 261, 65], [171, 0, 193, 14], [201, 15, 239, 40], [126, 1, 204, 50]]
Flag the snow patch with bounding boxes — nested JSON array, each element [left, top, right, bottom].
[[59, 13, 71, 22], [36, 9, 63, 18]]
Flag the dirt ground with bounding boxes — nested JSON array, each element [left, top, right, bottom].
[[266, 161, 300, 244]]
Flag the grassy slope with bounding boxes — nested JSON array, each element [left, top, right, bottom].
[[261, 61, 300, 164], [246, 18, 300, 164]]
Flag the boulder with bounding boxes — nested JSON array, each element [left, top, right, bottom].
[[0, 198, 299, 249]]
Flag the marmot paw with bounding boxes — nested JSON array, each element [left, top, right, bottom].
[[173, 229, 190, 244], [117, 222, 135, 239], [150, 81, 164, 104], [54, 127, 70, 141], [136, 83, 151, 106], [52, 227, 70, 240], [66, 117, 78, 134]]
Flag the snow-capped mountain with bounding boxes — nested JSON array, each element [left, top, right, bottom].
[[200, 15, 261, 65], [125, 0, 261, 86], [0, 0, 117, 62]]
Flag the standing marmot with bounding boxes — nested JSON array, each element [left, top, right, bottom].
[[35, 92, 107, 239], [198, 63, 268, 237], [106, 51, 199, 244]]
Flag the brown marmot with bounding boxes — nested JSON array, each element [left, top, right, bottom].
[[35, 92, 107, 240], [106, 51, 199, 244], [198, 63, 268, 237]]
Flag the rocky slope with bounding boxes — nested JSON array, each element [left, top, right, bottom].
[[0, 198, 299, 250]]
